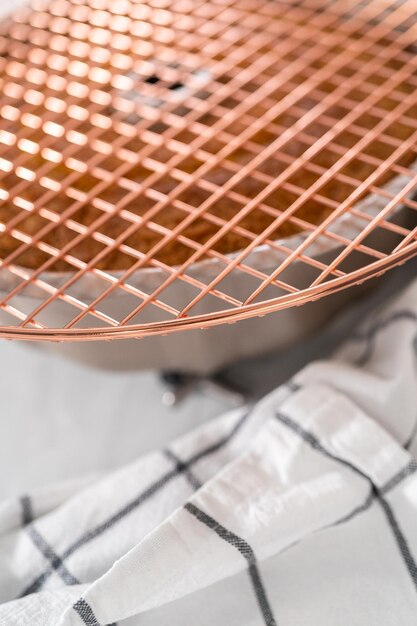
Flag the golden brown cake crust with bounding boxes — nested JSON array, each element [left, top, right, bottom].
[[0, 16, 416, 272]]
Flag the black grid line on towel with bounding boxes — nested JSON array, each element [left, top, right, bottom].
[[20, 496, 34, 527], [284, 380, 303, 393], [73, 598, 117, 626], [275, 411, 417, 591], [26, 525, 80, 587], [185, 503, 277, 626], [163, 449, 203, 491], [405, 419, 417, 450], [379, 460, 417, 495], [348, 309, 417, 366], [20, 407, 253, 598]]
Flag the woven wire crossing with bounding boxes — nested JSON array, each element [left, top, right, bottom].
[[0, 0, 416, 340]]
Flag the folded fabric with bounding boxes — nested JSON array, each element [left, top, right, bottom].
[[1, 278, 417, 626]]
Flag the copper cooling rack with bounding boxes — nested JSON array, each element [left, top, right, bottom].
[[0, 0, 416, 340]]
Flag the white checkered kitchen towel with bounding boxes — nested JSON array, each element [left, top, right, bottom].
[[1, 277, 417, 626]]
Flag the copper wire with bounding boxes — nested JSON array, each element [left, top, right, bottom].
[[0, 0, 415, 339]]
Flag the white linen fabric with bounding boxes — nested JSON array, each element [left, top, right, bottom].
[[1, 277, 417, 626]]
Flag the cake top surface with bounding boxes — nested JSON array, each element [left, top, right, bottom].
[[0, 0, 415, 338]]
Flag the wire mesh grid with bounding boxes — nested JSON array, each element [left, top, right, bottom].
[[0, 0, 416, 340]]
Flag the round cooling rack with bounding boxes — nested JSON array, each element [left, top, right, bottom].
[[0, 0, 416, 341]]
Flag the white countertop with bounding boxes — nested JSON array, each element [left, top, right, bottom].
[[0, 0, 415, 498], [1, 256, 416, 500]]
